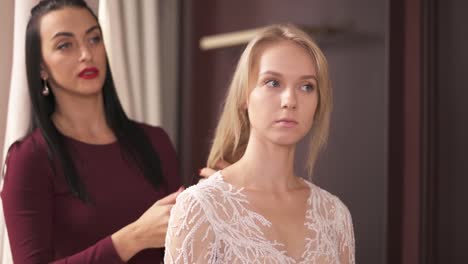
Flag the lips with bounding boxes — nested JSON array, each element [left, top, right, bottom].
[[78, 67, 99, 79], [275, 118, 298, 128]]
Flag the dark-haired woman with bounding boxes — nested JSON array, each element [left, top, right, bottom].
[[1, 0, 182, 263]]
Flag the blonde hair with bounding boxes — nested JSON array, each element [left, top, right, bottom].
[[207, 24, 332, 176]]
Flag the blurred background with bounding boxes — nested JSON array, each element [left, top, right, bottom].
[[0, 0, 467, 263]]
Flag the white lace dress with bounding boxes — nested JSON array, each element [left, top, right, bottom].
[[164, 172, 355, 264]]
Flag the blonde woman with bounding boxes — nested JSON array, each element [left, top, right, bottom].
[[165, 24, 355, 263]]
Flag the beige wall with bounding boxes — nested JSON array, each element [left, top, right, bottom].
[[86, 0, 99, 14], [0, 0, 14, 164]]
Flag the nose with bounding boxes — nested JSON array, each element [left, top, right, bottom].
[[281, 87, 297, 110], [78, 44, 93, 62]]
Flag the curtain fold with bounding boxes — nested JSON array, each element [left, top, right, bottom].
[[1, 1, 38, 262], [158, 0, 180, 146], [99, 0, 179, 144]]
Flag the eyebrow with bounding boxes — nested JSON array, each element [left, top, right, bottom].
[[51, 25, 100, 40], [260, 70, 318, 82]]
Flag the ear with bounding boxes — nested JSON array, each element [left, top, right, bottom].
[[40, 63, 48, 80], [243, 96, 250, 110], [239, 100, 249, 118]]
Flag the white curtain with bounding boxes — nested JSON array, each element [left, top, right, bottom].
[[0, 0, 37, 262], [99, 0, 179, 144], [0, 0, 179, 262]]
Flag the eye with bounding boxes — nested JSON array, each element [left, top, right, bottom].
[[89, 35, 102, 44], [265, 79, 280, 88], [300, 83, 315, 93], [57, 42, 72, 50]]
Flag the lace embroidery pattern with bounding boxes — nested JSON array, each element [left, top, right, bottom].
[[165, 172, 355, 264]]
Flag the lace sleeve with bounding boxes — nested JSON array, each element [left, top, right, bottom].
[[164, 190, 218, 264], [335, 199, 355, 264]]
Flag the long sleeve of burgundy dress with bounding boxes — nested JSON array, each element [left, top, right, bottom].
[[1, 123, 180, 264]]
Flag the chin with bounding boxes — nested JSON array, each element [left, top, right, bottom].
[[78, 82, 105, 94], [270, 135, 304, 146], [74, 87, 104, 97]]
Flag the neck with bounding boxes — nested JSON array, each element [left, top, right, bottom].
[[52, 92, 115, 143], [227, 132, 300, 192]]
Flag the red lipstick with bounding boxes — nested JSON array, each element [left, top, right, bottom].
[[78, 67, 99, 79]]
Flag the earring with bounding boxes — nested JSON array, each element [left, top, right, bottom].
[[42, 80, 50, 96]]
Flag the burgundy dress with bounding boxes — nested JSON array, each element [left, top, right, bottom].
[[1, 123, 180, 263]]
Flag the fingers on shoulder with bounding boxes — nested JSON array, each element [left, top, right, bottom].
[[168, 190, 202, 223]]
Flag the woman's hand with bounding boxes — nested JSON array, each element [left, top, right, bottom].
[[135, 188, 184, 248], [199, 160, 230, 179], [112, 187, 184, 261]]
